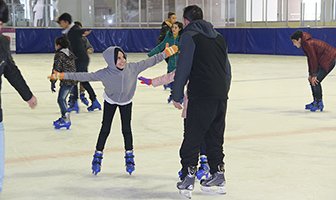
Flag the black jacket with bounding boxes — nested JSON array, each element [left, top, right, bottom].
[[66, 24, 89, 62], [172, 20, 231, 102], [157, 21, 171, 44], [0, 34, 33, 122]]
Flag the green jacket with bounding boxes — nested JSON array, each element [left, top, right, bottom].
[[148, 31, 180, 72]]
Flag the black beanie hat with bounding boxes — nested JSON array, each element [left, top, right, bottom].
[[0, 0, 9, 23]]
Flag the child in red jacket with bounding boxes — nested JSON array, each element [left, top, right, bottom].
[[291, 31, 336, 112]]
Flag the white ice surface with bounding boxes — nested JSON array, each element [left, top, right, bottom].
[[0, 53, 335, 200]]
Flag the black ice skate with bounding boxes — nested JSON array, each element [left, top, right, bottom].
[[177, 166, 197, 199], [200, 164, 226, 195]]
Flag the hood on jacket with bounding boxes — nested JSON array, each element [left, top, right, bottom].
[[59, 48, 76, 59], [184, 20, 217, 39], [103, 46, 127, 70], [302, 32, 312, 43]]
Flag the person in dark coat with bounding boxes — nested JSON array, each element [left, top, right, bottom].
[[0, 0, 37, 192], [57, 13, 101, 112], [172, 5, 231, 197]]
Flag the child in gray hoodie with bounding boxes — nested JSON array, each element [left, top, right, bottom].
[[49, 44, 178, 175]]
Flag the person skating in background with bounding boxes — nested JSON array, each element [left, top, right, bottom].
[[50, 36, 77, 129], [73, 20, 94, 107], [157, 11, 177, 44], [147, 21, 183, 100], [57, 13, 101, 113], [291, 30, 336, 112], [49, 44, 178, 176], [0, 0, 38, 191]]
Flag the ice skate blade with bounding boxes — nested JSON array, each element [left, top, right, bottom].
[[200, 185, 226, 195], [54, 125, 70, 130], [179, 189, 192, 199]]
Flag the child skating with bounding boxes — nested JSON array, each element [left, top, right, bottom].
[[49, 44, 178, 175], [291, 30, 336, 112], [50, 36, 76, 129]]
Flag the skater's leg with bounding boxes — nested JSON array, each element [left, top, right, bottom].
[[58, 85, 73, 118], [204, 100, 227, 174], [119, 103, 133, 151], [79, 83, 89, 106], [309, 68, 330, 111], [0, 123, 4, 192], [92, 101, 116, 175], [81, 82, 97, 102], [68, 83, 78, 104], [79, 83, 85, 94], [179, 99, 217, 178], [95, 102, 117, 151], [119, 103, 135, 174]]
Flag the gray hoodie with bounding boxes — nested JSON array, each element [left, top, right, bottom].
[[64, 46, 166, 104]]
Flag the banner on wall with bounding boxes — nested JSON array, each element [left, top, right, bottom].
[[1, 28, 16, 52]]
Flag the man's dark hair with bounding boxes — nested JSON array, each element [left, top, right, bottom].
[[74, 21, 82, 27], [55, 36, 70, 48], [291, 31, 303, 41], [168, 12, 176, 19], [183, 5, 203, 21], [0, 0, 9, 23], [57, 13, 72, 24]]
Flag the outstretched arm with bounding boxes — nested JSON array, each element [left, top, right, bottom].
[[131, 45, 178, 74], [49, 68, 106, 82]]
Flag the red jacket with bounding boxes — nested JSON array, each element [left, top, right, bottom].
[[301, 32, 336, 75]]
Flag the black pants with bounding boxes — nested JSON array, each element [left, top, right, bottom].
[[183, 119, 206, 155], [180, 98, 227, 177], [95, 101, 133, 151], [310, 64, 335, 100], [70, 59, 97, 103]]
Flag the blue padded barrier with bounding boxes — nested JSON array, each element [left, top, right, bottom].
[[15, 27, 336, 55]]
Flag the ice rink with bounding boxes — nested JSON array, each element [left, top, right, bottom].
[[0, 53, 335, 200]]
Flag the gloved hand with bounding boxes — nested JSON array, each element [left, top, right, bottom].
[[163, 44, 178, 58], [51, 81, 56, 92], [48, 70, 64, 80], [138, 76, 152, 86]]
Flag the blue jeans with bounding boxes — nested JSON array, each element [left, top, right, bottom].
[[0, 122, 4, 191], [58, 85, 73, 117]]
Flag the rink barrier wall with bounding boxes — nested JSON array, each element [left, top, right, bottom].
[[15, 27, 336, 55]]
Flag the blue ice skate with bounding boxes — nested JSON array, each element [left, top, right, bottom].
[[305, 100, 316, 110], [67, 101, 79, 113], [87, 99, 101, 112], [80, 93, 89, 106], [309, 100, 324, 112], [196, 155, 210, 180], [91, 151, 103, 175], [53, 118, 71, 129], [125, 150, 135, 175]]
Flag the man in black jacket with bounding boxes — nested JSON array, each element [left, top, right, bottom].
[[172, 5, 231, 197], [0, 0, 37, 192], [57, 13, 101, 112]]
